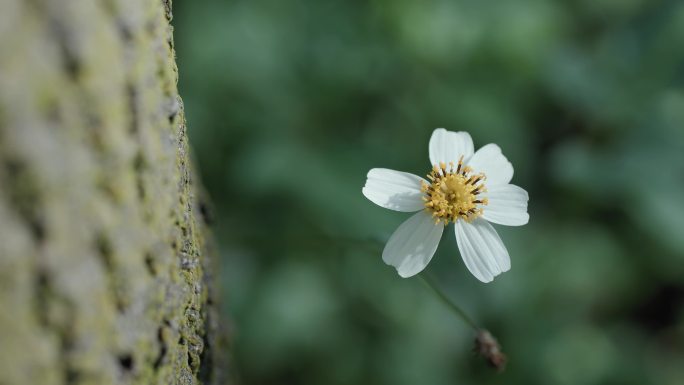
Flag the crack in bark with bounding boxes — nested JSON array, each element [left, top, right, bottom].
[[2, 157, 45, 241]]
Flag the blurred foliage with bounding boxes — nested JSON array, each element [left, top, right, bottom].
[[174, 0, 684, 384]]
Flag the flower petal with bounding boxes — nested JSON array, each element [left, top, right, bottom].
[[482, 184, 529, 226], [466, 144, 513, 186], [429, 128, 474, 166], [382, 210, 444, 278], [362, 168, 427, 212], [455, 218, 510, 283]]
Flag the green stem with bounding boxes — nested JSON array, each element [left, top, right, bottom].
[[419, 273, 479, 331]]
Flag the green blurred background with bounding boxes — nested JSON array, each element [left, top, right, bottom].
[[174, 1, 684, 384]]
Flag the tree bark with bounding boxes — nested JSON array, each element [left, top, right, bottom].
[[0, 1, 225, 384]]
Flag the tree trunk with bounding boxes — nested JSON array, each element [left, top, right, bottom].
[[0, 1, 225, 384]]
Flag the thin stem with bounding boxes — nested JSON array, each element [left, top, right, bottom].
[[419, 273, 479, 331]]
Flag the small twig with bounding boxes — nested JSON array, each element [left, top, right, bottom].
[[418, 273, 507, 372]]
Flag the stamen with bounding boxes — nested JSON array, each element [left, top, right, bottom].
[[423, 160, 487, 225]]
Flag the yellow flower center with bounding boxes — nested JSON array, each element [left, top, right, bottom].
[[421, 156, 488, 225]]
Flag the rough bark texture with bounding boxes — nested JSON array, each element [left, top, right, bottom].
[[0, 0, 225, 384]]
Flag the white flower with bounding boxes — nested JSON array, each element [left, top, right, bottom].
[[362, 128, 529, 282]]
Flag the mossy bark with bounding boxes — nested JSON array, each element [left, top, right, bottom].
[[0, 0, 225, 384]]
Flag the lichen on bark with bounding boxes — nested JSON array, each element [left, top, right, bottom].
[[0, 0, 225, 384]]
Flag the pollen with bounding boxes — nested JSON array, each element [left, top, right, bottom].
[[421, 156, 488, 225]]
